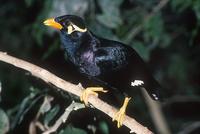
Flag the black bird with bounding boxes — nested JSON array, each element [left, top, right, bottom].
[[44, 15, 162, 128]]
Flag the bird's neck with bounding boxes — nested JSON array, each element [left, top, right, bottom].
[[60, 32, 99, 63], [60, 34, 78, 61], [79, 32, 99, 50]]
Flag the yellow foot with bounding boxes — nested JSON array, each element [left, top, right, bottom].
[[112, 97, 131, 128], [80, 87, 107, 105]]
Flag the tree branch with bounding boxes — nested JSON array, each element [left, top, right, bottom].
[[0, 51, 153, 134]]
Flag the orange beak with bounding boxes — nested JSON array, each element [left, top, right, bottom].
[[43, 18, 63, 30]]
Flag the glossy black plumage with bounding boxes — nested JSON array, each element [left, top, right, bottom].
[[54, 15, 162, 100]]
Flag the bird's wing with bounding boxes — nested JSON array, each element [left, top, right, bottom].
[[94, 41, 162, 100], [126, 46, 162, 100], [94, 46, 128, 72]]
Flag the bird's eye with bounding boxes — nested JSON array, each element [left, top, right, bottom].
[[70, 31, 80, 39], [63, 21, 70, 27]]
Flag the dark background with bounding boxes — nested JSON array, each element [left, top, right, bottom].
[[0, 0, 200, 134]]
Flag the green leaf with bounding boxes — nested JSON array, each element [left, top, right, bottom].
[[161, 34, 171, 48], [0, 109, 9, 134], [98, 121, 109, 134], [44, 104, 60, 126], [168, 55, 188, 85], [132, 41, 150, 61], [24, 0, 35, 7], [89, 20, 118, 40], [144, 14, 164, 41], [59, 125, 87, 134], [143, 13, 171, 48], [42, 40, 60, 60], [96, 0, 123, 28], [97, 14, 122, 28], [171, 0, 192, 12], [49, 0, 89, 17], [32, 0, 53, 46], [97, 0, 123, 12], [39, 96, 53, 114], [193, 0, 200, 21], [188, 0, 200, 46], [11, 88, 43, 128], [0, 81, 1, 102]]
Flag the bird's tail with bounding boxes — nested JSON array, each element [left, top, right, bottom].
[[143, 81, 163, 101]]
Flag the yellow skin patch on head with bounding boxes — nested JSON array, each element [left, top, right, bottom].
[[67, 23, 87, 34]]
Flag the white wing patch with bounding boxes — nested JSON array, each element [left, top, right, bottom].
[[131, 80, 144, 87]]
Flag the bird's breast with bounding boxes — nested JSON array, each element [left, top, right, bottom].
[[81, 51, 94, 63], [76, 51, 101, 76]]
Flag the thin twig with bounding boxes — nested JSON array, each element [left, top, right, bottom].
[[43, 101, 85, 134], [177, 121, 200, 134], [0, 51, 153, 134], [29, 96, 53, 134], [124, 0, 169, 43]]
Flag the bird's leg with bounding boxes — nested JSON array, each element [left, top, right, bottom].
[[80, 87, 107, 105], [112, 97, 131, 128]]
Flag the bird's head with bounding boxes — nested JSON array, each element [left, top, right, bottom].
[[44, 15, 92, 58], [44, 15, 88, 41]]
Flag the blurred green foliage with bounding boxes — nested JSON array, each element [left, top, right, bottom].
[[0, 109, 9, 134], [0, 0, 200, 133]]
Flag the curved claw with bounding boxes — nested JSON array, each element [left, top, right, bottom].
[[112, 97, 131, 128], [80, 87, 107, 105]]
